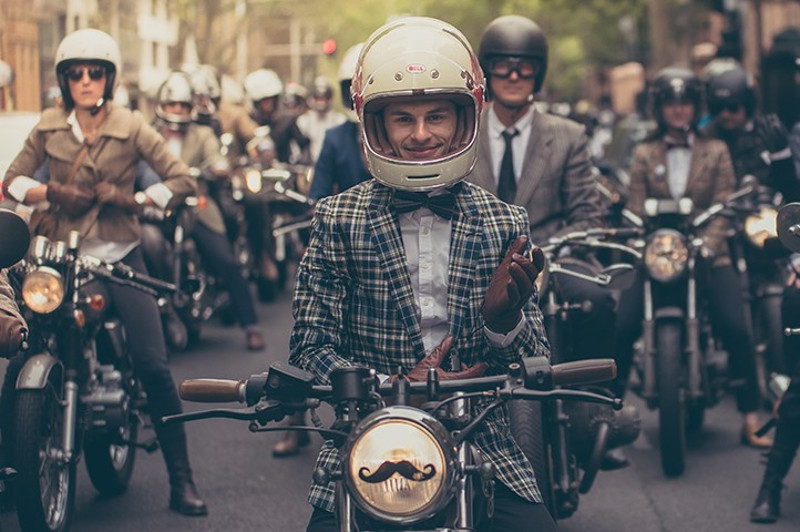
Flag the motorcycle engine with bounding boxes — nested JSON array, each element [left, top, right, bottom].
[[83, 365, 131, 434]]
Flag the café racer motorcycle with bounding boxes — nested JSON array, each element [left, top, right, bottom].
[[164, 357, 622, 530], [8, 232, 171, 531]]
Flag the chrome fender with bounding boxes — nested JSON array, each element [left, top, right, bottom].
[[16, 353, 64, 390]]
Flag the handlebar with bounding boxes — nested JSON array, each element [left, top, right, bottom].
[[80, 256, 177, 295], [179, 359, 618, 405]]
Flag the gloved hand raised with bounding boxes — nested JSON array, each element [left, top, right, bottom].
[[0, 310, 25, 359], [481, 235, 545, 334], [46, 182, 95, 217], [389, 336, 487, 383], [94, 182, 139, 212]]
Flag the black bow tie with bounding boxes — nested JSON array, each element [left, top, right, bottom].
[[665, 136, 691, 150], [392, 184, 462, 220]]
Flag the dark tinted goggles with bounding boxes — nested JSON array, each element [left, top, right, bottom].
[[488, 57, 539, 79], [709, 102, 742, 115], [66, 67, 106, 82]]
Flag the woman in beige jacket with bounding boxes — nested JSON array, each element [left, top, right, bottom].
[[2, 29, 206, 516]]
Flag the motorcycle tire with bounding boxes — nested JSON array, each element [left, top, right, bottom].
[[656, 320, 687, 477], [13, 388, 76, 532], [508, 400, 556, 519], [84, 421, 138, 497]]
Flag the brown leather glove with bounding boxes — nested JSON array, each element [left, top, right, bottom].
[[46, 182, 95, 217], [0, 310, 24, 359], [94, 183, 140, 212], [389, 336, 487, 383], [481, 235, 545, 334]]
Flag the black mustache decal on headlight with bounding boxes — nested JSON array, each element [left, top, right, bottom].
[[358, 460, 437, 483]]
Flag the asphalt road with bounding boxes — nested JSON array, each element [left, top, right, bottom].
[[1, 286, 799, 531]]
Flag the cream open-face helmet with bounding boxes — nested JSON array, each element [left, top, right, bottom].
[[155, 71, 194, 130], [352, 17, 485, 192], [55, 28, 122, 109]]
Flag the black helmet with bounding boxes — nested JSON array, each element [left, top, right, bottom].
[[478, 15, 548, 94], [706, 66, 756, 116], [650, 67, 703, 129]]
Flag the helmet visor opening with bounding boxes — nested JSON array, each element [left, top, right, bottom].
[[363, 92, 477, 165]]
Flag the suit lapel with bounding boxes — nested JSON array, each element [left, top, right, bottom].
[[367, 186, 426, 358], [686, 138, 710, 195], [514, 111, 553, 208], [447, 187, 484, 342], [647, 142, 671, 198]]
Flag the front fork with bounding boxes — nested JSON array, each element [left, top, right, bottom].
[[642, 267, 704, 405], [542, 291, 577, 515]]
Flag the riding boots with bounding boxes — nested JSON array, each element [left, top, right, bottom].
[[158, 424, 208, 516], [749, 422, 800, 523]]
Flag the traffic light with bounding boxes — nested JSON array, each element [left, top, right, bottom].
[[323, 39, 337, 56]]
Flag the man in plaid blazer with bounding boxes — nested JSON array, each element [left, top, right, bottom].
[[289, 17, 555, 532]]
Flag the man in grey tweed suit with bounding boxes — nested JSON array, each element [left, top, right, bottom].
[[467, 14, 626, 470], [289, 17, 556, 532]]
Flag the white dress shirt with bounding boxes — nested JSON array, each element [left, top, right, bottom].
[[398, 203, 525, 355], [665, 134, 694, 200], [487, 104, 535, 185]]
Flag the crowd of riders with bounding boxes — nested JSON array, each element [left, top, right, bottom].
[[0, 11, 799, 531]]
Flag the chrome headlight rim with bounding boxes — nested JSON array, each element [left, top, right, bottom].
[[22, 266, 65, 314], [744, 206, 778, 248], [342, 407, 456, 525], [644, 229, 689, 283]]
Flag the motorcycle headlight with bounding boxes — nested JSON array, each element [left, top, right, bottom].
[[22, 267, 64, 314], [343, 407, 455, 525], [244, 168, 262, 193], [744, 207, 778, 248], [644, 229, 688, 283]]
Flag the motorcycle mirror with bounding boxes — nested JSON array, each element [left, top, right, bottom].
[[601, 263, 637, 290], [0, 209, 30, 268], [777, 202, 800, 252]]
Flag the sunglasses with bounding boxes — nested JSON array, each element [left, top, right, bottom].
[[488, 57, 539, 80], [65, 67, 106, 82], [710, 102, 742, 114]]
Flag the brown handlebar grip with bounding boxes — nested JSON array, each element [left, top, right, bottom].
[[179, 379, 245, 403], [551, 359, 617, 387]]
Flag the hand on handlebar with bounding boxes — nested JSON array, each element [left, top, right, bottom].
[[481, 235, 545, 334], [46, 182, 95, 217], [94, 183, 140, 212], [0, 310, 25, 359], [389, 336, 487, 383]]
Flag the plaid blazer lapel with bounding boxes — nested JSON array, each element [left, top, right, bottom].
[[647, 142, 673, 198], [447, 187, 484, 343], [367, 186, 426, 359]]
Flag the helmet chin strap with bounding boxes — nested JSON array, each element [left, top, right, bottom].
[[90, 97, 105, 116]]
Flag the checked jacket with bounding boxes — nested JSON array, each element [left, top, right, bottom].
[[289, 179, 551, 512]]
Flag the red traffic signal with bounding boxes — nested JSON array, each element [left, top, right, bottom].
[[322, 39, 337, 55]]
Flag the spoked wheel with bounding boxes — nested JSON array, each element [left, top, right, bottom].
[[508, 400, 557, 518], [84, 417, 138, 497], [656, 321, 687, 477], [13, 388, 75, 532]]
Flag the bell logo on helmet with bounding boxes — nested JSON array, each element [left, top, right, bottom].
[[407, 64, 426, 73]]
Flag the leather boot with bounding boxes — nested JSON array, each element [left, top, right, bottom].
[[749, 424, 799, 524], [272, 412, 311, 457], [163, 303, 188, 352], [158, 424, 208, 516]]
